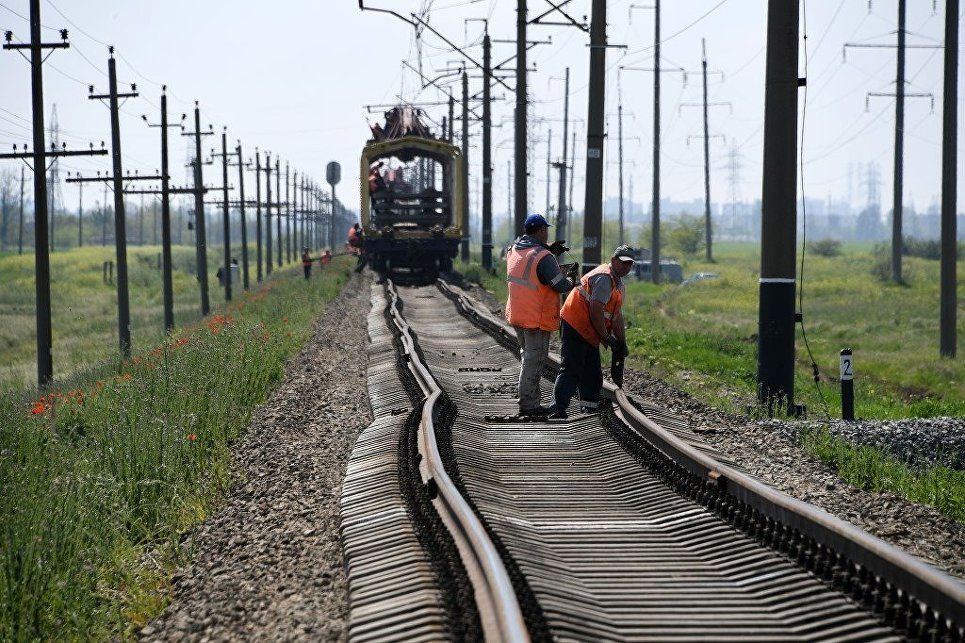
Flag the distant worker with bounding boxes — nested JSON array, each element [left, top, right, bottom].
[[548, 245, 635, 419], [320, 249, 332, 266], [301, 247, 313, 280], [504, 213, 576, 417], [368, 161, 387, 193], [348, 223, 367, 273]]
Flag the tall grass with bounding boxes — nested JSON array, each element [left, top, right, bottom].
[[0, 261, 349, 640]]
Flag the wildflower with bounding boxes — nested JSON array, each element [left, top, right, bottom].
[[31, 401, 47, 415], [186, 433, 197, 442]]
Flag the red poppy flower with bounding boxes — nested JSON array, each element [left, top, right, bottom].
[[31, 401, 47, 415], [186, 433, 197, 442]]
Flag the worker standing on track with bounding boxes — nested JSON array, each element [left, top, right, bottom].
[[348, 223, 367, 273], [301, 247, 313, 280], [548, 245, 635, 419], [504, 213, 577, 417]]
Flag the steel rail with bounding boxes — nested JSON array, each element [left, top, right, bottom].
[[384, 279, 529, 643], [437, 278, 965, 634]]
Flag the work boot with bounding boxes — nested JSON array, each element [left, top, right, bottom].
[[547, 406, 568, 420], [520, 405, 552, 417]]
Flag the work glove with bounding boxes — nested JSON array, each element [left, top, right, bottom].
[[549, 240, 570, 256], [613, 339, 629, 359]]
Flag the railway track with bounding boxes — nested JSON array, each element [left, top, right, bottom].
[[341, 280, 965, 642]]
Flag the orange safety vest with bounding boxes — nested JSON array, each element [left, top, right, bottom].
[[504, 244, 561, 332], [559, 263, 624, 347], [320, 253, 331, 265]]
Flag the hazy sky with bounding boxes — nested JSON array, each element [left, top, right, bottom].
[[0, 0, 962, 216]]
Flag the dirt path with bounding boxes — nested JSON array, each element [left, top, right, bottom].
[[143, 272, 372, 642]]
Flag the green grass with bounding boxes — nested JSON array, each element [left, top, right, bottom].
[[803, 428, 965, 523], [460, 242, 964, 419], [0, 244, 255, 391], [0, 256, 350, 641]]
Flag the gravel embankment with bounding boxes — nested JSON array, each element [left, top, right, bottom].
[[143, 272, 372, 642], [459, 278, 964, 579], [777, 417, 965, 470], [622, 370, 965, 579]]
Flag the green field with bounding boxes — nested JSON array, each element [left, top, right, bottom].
[[462, 241, 965, 420], [0, 251, 350, 640], [1, 244, 263, 391]]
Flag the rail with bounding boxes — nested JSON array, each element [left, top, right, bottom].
[[437, 278, 965, 635], [384, 279, 529, 643]]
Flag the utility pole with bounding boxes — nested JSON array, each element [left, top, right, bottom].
[[514, 0, 528, 233], [89, 48, 138, 358], [182, 104, 213, 315], [285, 162, 291, 264], [449, 94, 456, 143], [292, 169, 298, 253], [275, 158, 282, 267], [556, 67, 570, 242], [265, 154, 273, 275], [76, 180, 83, 247], [652, 0, 661, 282], [101, 182, 107, 245], [893, 0, 906, 283], [255, 150, 263, 282], [482, 30, 494, 270], [545, 127, 552, 219], [219, 128, 232, 301], [234, 142, 250, 290], [2, 6, 107, 386], [757, 0, 799, 413], [18, 166, 25, 255], [461, 70, 470, 262], [941, 0, 958, 357], [582, 0, 607, 271], [618, 75, 624, 246]]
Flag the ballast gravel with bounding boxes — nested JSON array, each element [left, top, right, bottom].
[[142, 272, 372, 642]]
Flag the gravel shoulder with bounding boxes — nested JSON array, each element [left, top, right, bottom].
[[461, 278, 964, 580], [143, 272, 372, 642]]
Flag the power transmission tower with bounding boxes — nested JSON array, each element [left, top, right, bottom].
[[254, 150, 263, 282], [757, 0, 800, 414], [275, 157, 282, 267], [941, 0, 958, 357], [182, 104, 214, 315], [845, 0, 938, 283], [556, 67, 570, 242], [264, 153, 273, 275], [2, 10, 108, 386], [211, 128, 234, 301], [285, 162, 291, 264], [680, 39, 728, 261], [232, 143, 251, 290], [726, 147, 743, 235]]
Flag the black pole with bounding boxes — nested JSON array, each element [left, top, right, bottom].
[[940, 0, 958, 358], [482, 31, 493, 270], [651, 0, 662, 283], [702, 38, 713, 263], [514, 0, 527, 234], [276, 158, 282, 267], [617, 77, 624, 247], [221, 129, 231, 302], [191, 105, 210, 315], [159, 91, 174, 332], [237, 142, 249, 291], [330, 184, 337, 252], [840, 348, 854, 420], [286, 163, 292, 264], [27, 0, 52, 385], [756, 0, 799, 413], [892, 0, 906, 283], [77, 180, 83, 248], [265, 154, 273, 275], [107, 54, 132, 358], [255, 150, 263, 282], [582, 0, 606, 272], [461, 71, 471, 262], [557, 67, 570, 243]]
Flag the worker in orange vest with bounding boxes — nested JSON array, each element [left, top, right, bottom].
[[320, 249, 332, 266], [548, 244, 636, 419], [504, 213, 576, 417]]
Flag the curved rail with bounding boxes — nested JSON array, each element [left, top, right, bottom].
[[438, 278, 965, 635], [384, 280, 529, 643]]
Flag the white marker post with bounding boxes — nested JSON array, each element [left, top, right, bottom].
[[840, 348, 854, 420]]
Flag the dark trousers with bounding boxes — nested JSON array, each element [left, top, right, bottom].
[[303, 265, 312, 280], [551, 319, 603, 412]]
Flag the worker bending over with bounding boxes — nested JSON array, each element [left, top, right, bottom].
[[504, 213, 577, 416], [549, 245, 635, 419]]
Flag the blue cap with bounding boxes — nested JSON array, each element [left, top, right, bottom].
[[523, 213, 551, 231]]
